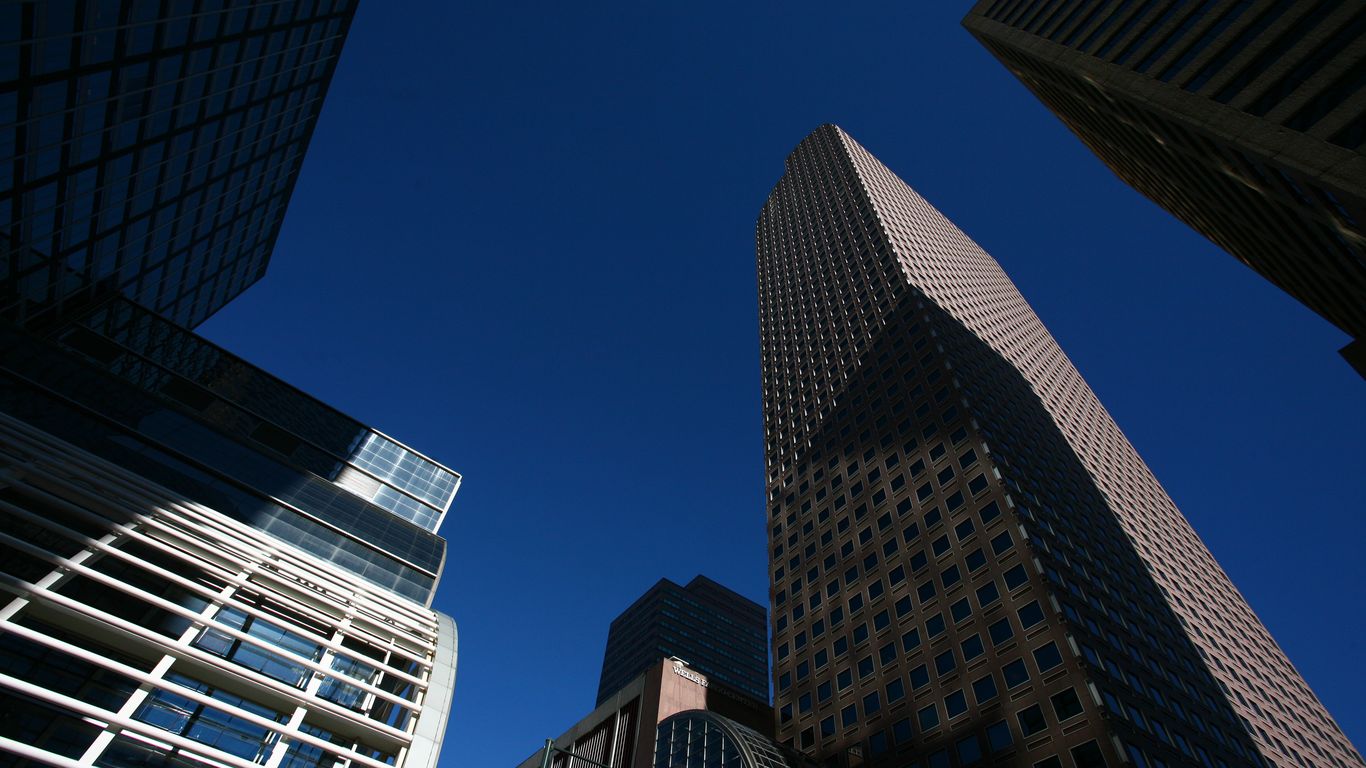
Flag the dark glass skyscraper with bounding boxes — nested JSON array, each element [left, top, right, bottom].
[[1, 0, 357, 329], [757, 125, 1363, 768], [961, 0, 1366, 372], [598, 575, 769, 707]]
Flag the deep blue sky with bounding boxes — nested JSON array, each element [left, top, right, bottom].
[[199, 3, 1365, 766]]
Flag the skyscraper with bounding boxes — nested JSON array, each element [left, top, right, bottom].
[[1, 0, 357, 329], [0, 297, 459, 768], [960, 1, 1366, 372], [598, 576, 769, 707], [757, 125, 1362, 768]]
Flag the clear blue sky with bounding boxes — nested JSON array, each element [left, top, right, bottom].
[[198, 3, 1365, 766]]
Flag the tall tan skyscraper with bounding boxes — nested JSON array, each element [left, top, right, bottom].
[[961, 1, 1366, 374], [757, 125, 1362, 768]]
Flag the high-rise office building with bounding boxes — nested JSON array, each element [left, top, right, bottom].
[[1, 3, 461, 767], [757, 125, 1363, 768], [960, 1, 1366, 372], [0, 298, 460, 768], [1, 0, 357, 329], [598, 576, 769, 707]]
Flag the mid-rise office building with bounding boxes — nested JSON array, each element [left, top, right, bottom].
[[757, 125, 1363, 768], [961, 0, 1366, 372], [599, 576, 768, 707], [0, 298, 460, 768], [524, 576, 771, 768], [1, 0, 357, 329]]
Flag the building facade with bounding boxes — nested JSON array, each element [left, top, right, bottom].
[[961, 0, 1366, 372], [757, 125, 1363, 768], [0, 299, 460, 768], [599, 576, 768, 707], [1, 0, 357, 329]]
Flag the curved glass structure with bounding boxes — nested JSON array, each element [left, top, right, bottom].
[[654, 711, 807, 768]]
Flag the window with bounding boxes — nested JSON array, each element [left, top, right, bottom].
[[910, 664, 930, 690], [976, 581, 1000, 607], [972, 673, 998, 703], [818, 681, 832, 702], [918, 703, 940, 731], [945, 689, 967, 718], [1003, 564, 1028, 590], [962, 634, 984, 661], [1051, 688, 1084, 721], [837, 668, 852, 690], [950, 597, 972, 622], [1003, 659, 1030, 689], [863, 691, 881, 715], [957, 734, 983, 764], [965, 548, 987, 571], [934, 650, 957, 677], [926, 613, 945, 638], [1017, 704, 1047, 737], [986, 719, 1012, 751], [892, 718, 913, 744], [820, 716, 835, 737], [1018, 601, 1045, 629], [1072, 740, 1107, 768], [887, 678, 906, 702], [858, 656, 874, 678], [988, 617, 1014, 646], [842, 704, 857, 728], [1033, 642, 1064, 673], [800, 693, 812, 713], [942, 565, 962, 588], [902, 628, 922, 653], [876, 641, 896, 664], [990, 530, 1012, 554]]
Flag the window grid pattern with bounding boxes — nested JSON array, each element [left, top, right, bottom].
[[0, 0, 358, 329], [962, 0, 1366, 373]]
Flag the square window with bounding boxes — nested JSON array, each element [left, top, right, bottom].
[[910, 664, 930, 690], [972, 673, 998, 703], [858, 656, 874, 678], [1017, 704, 1047, 737], [864, 691, 881, 715], [957, 734, 983, 764], [945, 689, 967, 718], [1018, 600, 1045, 629], [934, 650, 957, 676], [954, 519, 975, 541], [965, 548, 987, 571], [986, 719, 1012, 751], [951, 597, 972, 622], [1072, 741, 1107, 768], [926, 613, 946, 638], [902, 628, 922, 653], [1003, 564, 1028, 589], [895, 596, 913, 617], [1033, 759, 1062, 768], [838, 669, 852, 690], [942, 565, 962, 587], [820, 716, 835, 737], [842, 704, 857, 728], [962, 634, 984, 661], [990, 530, 1013, 554], [918, 704, 940, 731], [1003, 659, 1030, 689], [1051, 687, 1084, 721], [892, 718, 913, 744], [880, 643, 897, 665], [918, 580, 937, 602], [887, 678, 905, 702], [989, 617, 1014, 646], [931, 535, 951, 556], [976, 581, 1000, 607], [1033, 642, 1063, 673]]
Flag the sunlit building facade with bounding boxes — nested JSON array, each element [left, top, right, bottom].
[[0, 299, 460, 768], [757, 125, 1363, 768], [962, 0, 1366, 372]]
